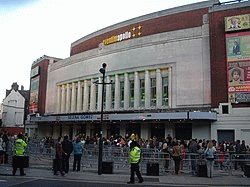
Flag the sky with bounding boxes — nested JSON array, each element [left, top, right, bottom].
[[0, 0, 228, 102]]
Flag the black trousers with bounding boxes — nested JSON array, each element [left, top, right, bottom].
[[130, 163, 143, 182], [12, 156, 25, 175], [63, 155, 70, 173], [73, 154, 82, 171], [54, 155, 64, 175], [174, 159, 181, 174]]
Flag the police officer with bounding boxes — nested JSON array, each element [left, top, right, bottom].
[[127, 140, 143, 184], [13, 134, 27, 176]]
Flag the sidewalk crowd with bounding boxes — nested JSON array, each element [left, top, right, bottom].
[[1, 130, 250, 178]]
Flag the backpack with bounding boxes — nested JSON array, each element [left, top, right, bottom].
[[205, 148, 214, 159]]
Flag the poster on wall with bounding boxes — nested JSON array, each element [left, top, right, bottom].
[[226, 31, 250, 62], [225, 14, 250, 32], [226, 32, 250, 103], [29, 76, 39, 113]]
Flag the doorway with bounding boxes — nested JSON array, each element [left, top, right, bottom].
[[126, 123, 141, 138], [107, 124, 120, 139], [217, 130, 235, 143], [175, 123, 192, 140], [151, 123, 165, 140]]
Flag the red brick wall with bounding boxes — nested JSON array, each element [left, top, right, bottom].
[[70, 8, 209, 56], [209, 7, 250, 108], [0, 127, 24, 136], [31, 59, 49, 115]]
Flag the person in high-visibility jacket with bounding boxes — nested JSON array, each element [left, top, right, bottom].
[[127, 140, 143, 184], [13, 134, 27, 176]]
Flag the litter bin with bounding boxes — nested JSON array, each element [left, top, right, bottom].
[[102, 162, 113, 174], [244, 164, 250, 178], [147, 163, 159, 176], [197, 163, 207, 177]]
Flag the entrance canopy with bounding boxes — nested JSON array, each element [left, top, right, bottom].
[[28, 111, 217, 123]]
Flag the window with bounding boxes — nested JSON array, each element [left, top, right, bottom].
[[88, 85, 91, 110], [111, 78, 115, 109], [120, 80, 124, 108], [82, 85, 84, 110], [95, 84, 98, 110], [222, 105, 229, 114], [75, 87, 78, 111], [129, 80, 134, 108], [162, 77, 168, 106], [140, 79, 145, 107], [151, 78, 156, 107], [103, 83, 106, 109]]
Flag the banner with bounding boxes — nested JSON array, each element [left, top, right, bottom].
[[29, 76, 39, 113], [225, 14, 250, 32], [226, 31, 250, 62], [226, 32, 250, 103]]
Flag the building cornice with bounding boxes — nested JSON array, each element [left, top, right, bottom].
[[71, 0, 215, 48]]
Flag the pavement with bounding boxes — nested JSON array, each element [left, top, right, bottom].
[[1, 162, 250, 186]]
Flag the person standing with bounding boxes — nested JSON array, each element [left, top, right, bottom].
[[12, 134, 27, 176], [172, 141, 182, 174], [235, 140, 243, 171], [162, 143, 170, 172], [127, 140, 143, 184], [73, 136, 84, 172], [205, 141, 216, 178], [188, 139, 198, 174], [23, 133, 30, 144], [62, 135, 73, 174], [54, 137, 65, 176], [0, 134, 6, 164]]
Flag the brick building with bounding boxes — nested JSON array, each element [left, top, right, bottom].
[[26, 0, 250, 145]]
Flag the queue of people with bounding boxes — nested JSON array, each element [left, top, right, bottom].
[[1, 130, 250, 179]]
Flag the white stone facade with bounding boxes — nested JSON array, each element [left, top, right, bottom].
[[2, 90, 26, 127], [46, 25, 211, 115]]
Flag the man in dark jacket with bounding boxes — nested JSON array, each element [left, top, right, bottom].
[[188, 139, 198, 174], [54, 137, 65, 176], [62, 135, 73, 174], [235, 140, 243, 171]]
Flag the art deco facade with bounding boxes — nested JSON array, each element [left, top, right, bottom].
[[26, 0, 250, 145]]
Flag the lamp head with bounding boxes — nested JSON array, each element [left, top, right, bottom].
[[99, 63, 107, 74], [102, 63, 107, 68]]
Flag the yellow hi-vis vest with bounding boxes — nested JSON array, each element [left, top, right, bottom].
[[14, 139, 27, 156], [129, 146, 141, 163]]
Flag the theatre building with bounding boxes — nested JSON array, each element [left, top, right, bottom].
[[26, 0, 250, 145]]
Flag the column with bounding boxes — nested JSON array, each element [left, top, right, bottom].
[[57, 85, 61, 113], [145, 70, 150, 108], [134, 71, 140, 109], [124, 73, 129, 110], [114, 74, 120, 110], [61, 85, 66, 113], [90, 78, 96, 111], [97, 77, 102, 111], [71, 82, 76, 113], [156, 69, 162, 108], [66, 83, 71, 113], [77, 81, 82, 112], [83, 80, 89, 112], [106, 76, 111, 110]]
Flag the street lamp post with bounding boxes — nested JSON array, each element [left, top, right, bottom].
[[94, 63, 113, 175]]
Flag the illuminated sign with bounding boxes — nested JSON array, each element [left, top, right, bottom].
[[225, 14, 250, 32], [102, 25, 142, 45]]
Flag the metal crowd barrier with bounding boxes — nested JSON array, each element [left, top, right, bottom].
[[6, 142, 249, 176]]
